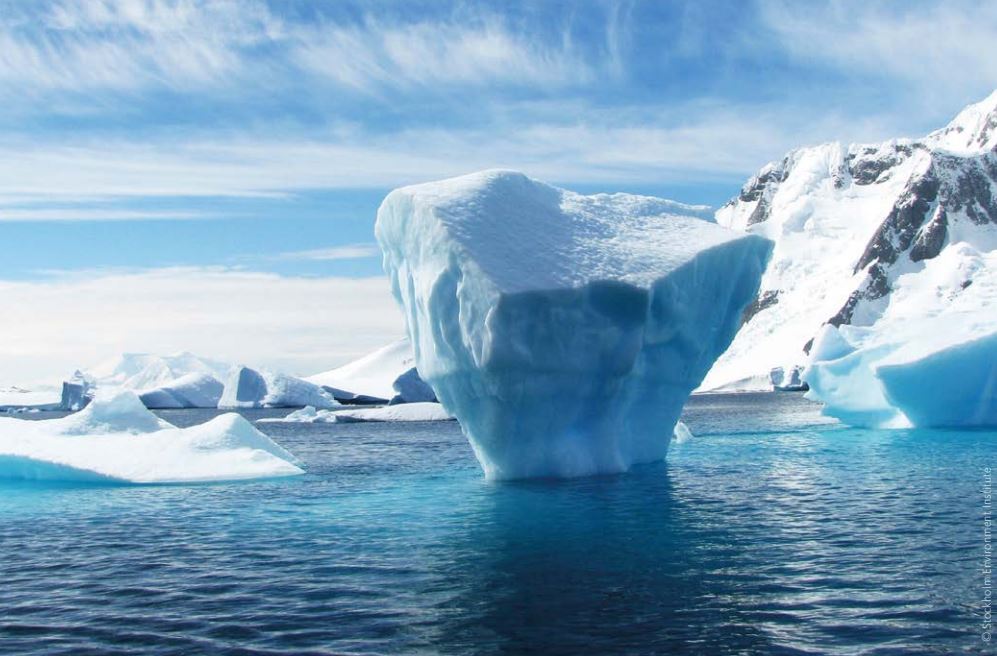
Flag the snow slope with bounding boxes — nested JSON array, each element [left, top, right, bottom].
[[305, 338, 435, 404], [0, 390, 303, 483], [377, 170, 771, 479], [704, 89, 997, 392]]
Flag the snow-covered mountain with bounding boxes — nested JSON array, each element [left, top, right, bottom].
[[702, 89, 997, 391]]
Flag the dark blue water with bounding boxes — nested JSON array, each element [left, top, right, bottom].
[[0, 393, 993, 655]]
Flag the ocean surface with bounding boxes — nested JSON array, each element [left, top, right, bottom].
[[0, 393, 993, 655]]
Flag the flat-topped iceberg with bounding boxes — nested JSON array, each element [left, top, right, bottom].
[[376, 170, 772, 479], [0, 390, 303, 483], [219, 366, 339, 409]]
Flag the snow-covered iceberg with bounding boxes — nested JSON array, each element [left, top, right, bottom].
[[138, 372, 225, 409], [219, 366, 339, 409], [305, 338, 436, 404], [258, 402, 453, 424], [0, 390, 303, 483], [376, 170, 772, 479], [805, 246, 997, 427]]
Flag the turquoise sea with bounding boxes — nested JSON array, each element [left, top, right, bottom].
[[0, 393, 992, 654]]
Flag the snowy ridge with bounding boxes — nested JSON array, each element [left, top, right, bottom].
[[703, 89, 997, 392]]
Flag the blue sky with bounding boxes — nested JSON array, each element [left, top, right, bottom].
[[2, 0, 996, 382]]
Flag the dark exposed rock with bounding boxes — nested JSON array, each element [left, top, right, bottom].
[[741, 289, 779, 326], [827, 264, 890, 328], [746, 196, 770, 226], [855, 173, 939, 272], [910, 208, 948, 262], [848, 152, 901, 185]]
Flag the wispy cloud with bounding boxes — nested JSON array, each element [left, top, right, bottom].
[[0, 102, 911, 206], [293, 17, 595, 92], [760, 0, 997, 108], [0, 0, 604, 98], [274, 244, 381, 262], [0, 208, 207, 222], [0, 266, 403, 384]]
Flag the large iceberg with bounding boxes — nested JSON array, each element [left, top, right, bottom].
[[0, 390, 303, 483], [219, 366, 339, 409], [376, 170, 772, 479], [305, 338, 436, 404], [805, 246, 997, 427]]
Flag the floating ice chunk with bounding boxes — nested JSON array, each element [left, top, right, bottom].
[[138, 372, 224, 409], [376, 170, 772, 479], [806, 326, 997, 428], [769, 365, 808, 391], [258, 402, 453, 424], [332, 403, 453, 423], [0, 390, 303, 483], [219, 366, 339, 409], [876, 331, 997, 427], [673, 421, 694, 443], [389, 367, 437, 405]]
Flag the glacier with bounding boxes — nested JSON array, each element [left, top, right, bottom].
[[376, 170, 772, 479], [219, 366, 339, 409], [702, 88, 997, 393], [0, 390, 303, 483]]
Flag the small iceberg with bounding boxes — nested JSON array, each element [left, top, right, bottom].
[[219, 366, 339, 409], [0, 390, 304, 484], [806, 324, 997, 428], [259, 402, 454, 424]]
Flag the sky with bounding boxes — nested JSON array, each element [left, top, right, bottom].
[[2, 0, 997, 384]]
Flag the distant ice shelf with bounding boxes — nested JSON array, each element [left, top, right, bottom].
[[258, 402, 453, 424]]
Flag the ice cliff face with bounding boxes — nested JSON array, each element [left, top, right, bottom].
[[376, 170, 772, 479], [703, 89, 997, 394]]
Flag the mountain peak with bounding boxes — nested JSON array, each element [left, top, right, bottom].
[[925, 88, 997, 154]]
